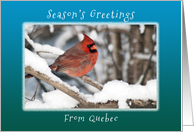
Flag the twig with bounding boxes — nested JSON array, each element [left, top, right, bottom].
[[28, 25, 37, 40], [25, 81, 40, 101], [79, 75, 103, 91], [53, 72, 91, 93], [36, 51, 60, 56], [140, 47, 155, 85], [35, 78, 47, 92]]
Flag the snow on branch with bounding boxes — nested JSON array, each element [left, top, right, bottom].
[[25, 48, 63, 85], [25, 33, 64, 56], [83, 79, 157, 108], [133, 53, 156, 62], [49, 25, 54, 33], [25, 48, 88, 105], [25, 38, 157, 109], [25, 63, 119, 108], [25, 33, 104, 90], [25, 49, 157, 109], [107, 25, 131, 31]]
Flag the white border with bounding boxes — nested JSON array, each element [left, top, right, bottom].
[[23, 22, 159, 112]]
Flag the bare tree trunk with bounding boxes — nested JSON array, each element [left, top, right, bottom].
[[127, 25, 156, 85], [110, 32, 123, 80], [127, 25, 143, 84], [141, 25, 156, 85], [144, 25, 155, 52]]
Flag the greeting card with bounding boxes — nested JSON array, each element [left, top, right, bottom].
[[1, 0, 191, 131]]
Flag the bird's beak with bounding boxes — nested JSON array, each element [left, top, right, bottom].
[[90, 45, 97, 50]]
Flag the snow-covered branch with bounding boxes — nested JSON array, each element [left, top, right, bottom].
[[25, 48, 88, 105], [25, 65, 89, 106], [25, 65, 118, 108], [25, 33, 64, 57], [133, 53, 156, 62], [25, 48, 116, 107], [25, 48, 157, 109], [25, 24, 157, 109]]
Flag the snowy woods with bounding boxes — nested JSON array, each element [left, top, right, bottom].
[[25, 24, 157, 109]]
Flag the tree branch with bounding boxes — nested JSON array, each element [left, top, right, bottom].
[[79, 75, 103, 90], [25, 66, 116, 108], [25, 66, 156, 108], [127, 99, 156, 108], [25, 66, 88, 106]]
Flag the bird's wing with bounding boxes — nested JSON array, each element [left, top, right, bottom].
[[55, 52, 89, 73]]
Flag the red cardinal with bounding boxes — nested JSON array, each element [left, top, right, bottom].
[[26, 33, 98, 78], [49, 33, 98, 77]]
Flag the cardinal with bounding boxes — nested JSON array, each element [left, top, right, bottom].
[[25, 33, 98, 78]]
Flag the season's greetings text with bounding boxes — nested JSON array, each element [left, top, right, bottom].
[[47, 9, 135, 22]]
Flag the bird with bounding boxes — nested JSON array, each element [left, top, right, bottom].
[[25, 33, 98, 78]]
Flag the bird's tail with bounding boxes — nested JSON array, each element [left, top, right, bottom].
[[25, 74, 33, 79]]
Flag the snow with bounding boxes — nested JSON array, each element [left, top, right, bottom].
[[25, 78, 157, 109], [78, 32, 84, 41], [25, 24, 34, 34], [154, 45, 157, 52], [135, 75, 144, 85], [84, 79, 157, 108], [108, 25, 130, 31], [133, 53, 157, 62], [95, 33, 105, 45], [152, 33, 156, 42], [25, 48, 80, 93], [25, 48, 52, 75], [90, 30, 98, 41], [49, 25, 54, 33], [25, 90, 79, 109], [108, 44, 113, 52], [74, 25, 86, 33], [139, 24, 145, 34], [25, 33, 64, 56], [144, 47, 150, 53]]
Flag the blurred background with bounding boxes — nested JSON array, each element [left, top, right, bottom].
[[25, 24, 157, 101]]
